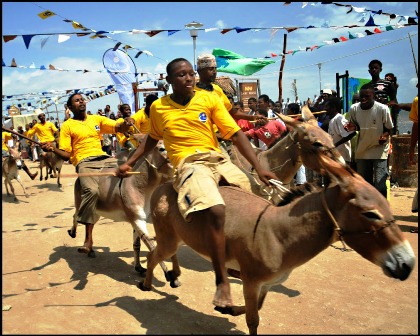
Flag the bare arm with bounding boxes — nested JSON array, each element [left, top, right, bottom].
[[230, 130, 277, 185], [409, 122, 418, 165], [115, 134, 158, 176]]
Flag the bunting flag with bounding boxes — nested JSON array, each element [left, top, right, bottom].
[[212, 48, 276, 76], [103, 48, 137, 113], [37, 10, 56, 19]]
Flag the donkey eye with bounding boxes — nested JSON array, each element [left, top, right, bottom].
[[362, 211, 382, 221]]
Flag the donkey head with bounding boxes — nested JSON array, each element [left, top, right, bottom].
[[278, 105, 345, 172], [8, 146, 23, 169]]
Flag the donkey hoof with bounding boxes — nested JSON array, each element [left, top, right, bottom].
[[164, 270, 178, 282], [170, 279, 181, 288], [67, 229, 76, 238], [138, 281, 152, 291], [77, 246, 95, 258], [135, 265, 147, 277]]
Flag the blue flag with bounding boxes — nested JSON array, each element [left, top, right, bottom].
[[103, 49, 137, 113]]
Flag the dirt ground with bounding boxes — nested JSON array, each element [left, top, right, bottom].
[[2, 160, 418, 335]]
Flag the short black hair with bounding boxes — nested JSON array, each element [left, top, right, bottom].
[[166, 58, 190, 76], [258, 94, 270, 103], [66, 92, 81, 108], [368, 59, 382, 69], [287, 103, 300, 115]]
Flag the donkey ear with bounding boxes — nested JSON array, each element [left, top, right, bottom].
[[319, 154, 352, 186], [277, 113, 300, 129], [301, 105, 318, 126]]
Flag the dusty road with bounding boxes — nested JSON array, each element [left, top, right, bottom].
[[2, 160, 418, 334]]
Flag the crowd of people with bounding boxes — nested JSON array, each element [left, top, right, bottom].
[[2, 54, 417, 310]]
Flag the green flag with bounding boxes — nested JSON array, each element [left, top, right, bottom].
[[212, 48, 275, 76]]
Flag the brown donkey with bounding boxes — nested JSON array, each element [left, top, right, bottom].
[[140, 154, 415, 335], [2, 145, 29, 201]]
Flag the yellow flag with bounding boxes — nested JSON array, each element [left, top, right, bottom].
[[38, 10, 56, 19], [72, 21, 85, 29]]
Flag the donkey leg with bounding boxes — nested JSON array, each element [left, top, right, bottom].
[[16, 175, 29, 198], [133, 231, 146, 275], [140, 239, 179, 291], [68, 212, 78, 238]]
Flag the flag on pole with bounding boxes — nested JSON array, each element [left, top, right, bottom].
[[212, 48, 275, 76], [103, 49, 137, 113]]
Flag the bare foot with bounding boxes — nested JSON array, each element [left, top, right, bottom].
[[212, 283, 233, 308], [77, 246, 92, 254]]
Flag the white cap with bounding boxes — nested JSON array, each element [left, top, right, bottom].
[[322, 89, 332, 95]]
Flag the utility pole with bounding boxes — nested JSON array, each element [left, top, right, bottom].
[[408, 32, 418, 76], [317, 63, 322, 93]]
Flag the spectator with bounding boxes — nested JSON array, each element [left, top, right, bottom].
[[258, 94, 275, 118], [244, 107, 287, 150], [324, 97, 354, 166], [247, 97, 258, 116], [345, 83, 393, 198], [384, 72, 401, 135], [367, 59, 397, 134], [233, 101, 253, 133]]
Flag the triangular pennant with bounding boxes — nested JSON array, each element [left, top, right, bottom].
[[3, 35, 17, 43], [40, 65, 46, 70], [145, 30, 163, 37], [408, 17, 417, 24], [365, 30, 375, 36], [365, 15, 376, 26], [374, 27, 382, 33], [37, 10, 56, 19], [168, 30, 180, 36], [271, 53, 278, 57], [10, 58, 17, 67], [135, 51, 143, 58], [285, 27, 298, 33], [220, 28, 234, 34], [40, 36, 50, 49], [58, 34, 71, 43], [385, 25, 394, 31], [2, 59, 5, 66], [234, 26, 251, 33], [333, 38, 340, 43], [348, 31, 357, 39], [339, 36, 348, 42], [22, 35, 35, 49], [49, 64, 56, 70], [72, 21, 85, 29]]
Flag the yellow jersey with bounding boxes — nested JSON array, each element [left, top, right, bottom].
[[2, 131, 13, 151], [149, 90, 240, 168], [59, 115, 117, 167], [27, 121, 58, 142]]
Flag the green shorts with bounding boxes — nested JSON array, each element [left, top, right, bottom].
[[173, 151, 251, 220]]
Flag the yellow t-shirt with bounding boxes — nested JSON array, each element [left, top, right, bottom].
[[149, 91, 240, 168], [27, 121, 58, 142], [409, 96, 418, 123], [59, 115, 117, 167], [2, 131, 13, 151], [115, 117, 134, 147], [195, 84, 232, 134], [132, 107, 150, 134]]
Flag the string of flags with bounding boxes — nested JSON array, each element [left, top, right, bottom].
[[2, 3, 417, 61]]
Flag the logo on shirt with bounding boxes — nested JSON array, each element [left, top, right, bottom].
[[199, 112, 207, 123], [264, 131, 272, 139], [95, 125, 100, 132], [377, 84, 385, 91]]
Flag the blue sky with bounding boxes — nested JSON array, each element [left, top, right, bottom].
[[2, 2, 418, 120]]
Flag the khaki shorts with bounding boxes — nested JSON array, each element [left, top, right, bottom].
[[173, 151, 251, 220]]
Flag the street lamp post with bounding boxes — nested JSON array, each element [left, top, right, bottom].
[[185, 21, 203, 71], [190, 29, 198, 71]]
